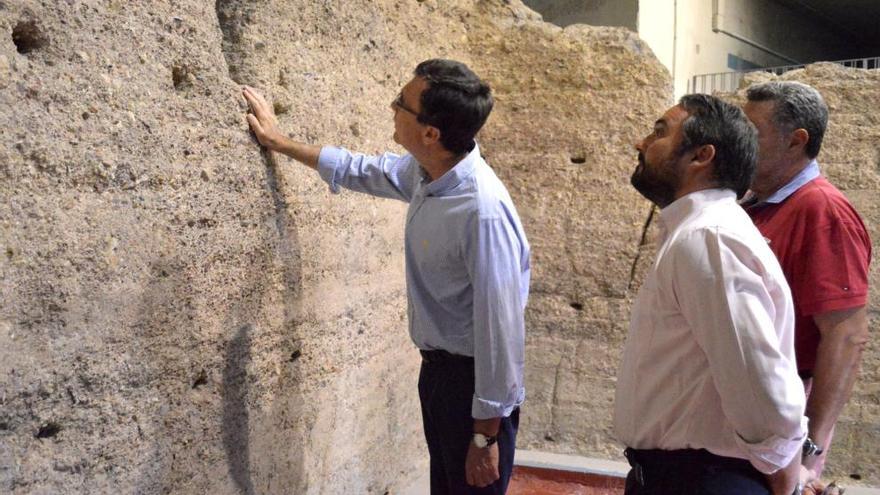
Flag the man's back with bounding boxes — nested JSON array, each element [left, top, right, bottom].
[[747, 175, 872, 372]]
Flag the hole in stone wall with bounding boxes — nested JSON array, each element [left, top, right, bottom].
[[850, 473, 862, 480], [290, 349, 302, 362], [172, 66, 186, 88], [570, 302, 584, 311], [192, 369, 208, 389], [35, 421, 61, 438], [172, 65, 194, 90], [570, 154, 586, 164], [0, 421, 9, 430], [12, 20, 48, 54], [273, 101, 290, 115]]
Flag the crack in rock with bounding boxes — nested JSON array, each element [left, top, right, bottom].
[[627, 205, 656, 293]]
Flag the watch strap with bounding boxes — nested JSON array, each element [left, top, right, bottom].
[[803, 437, 824, 458]]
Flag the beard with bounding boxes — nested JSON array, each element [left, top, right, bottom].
[[630, 152, 680, 208]]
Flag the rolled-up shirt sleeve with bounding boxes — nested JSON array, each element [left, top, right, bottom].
[[466, 208, 529, 419], [670, 228, 807, 473], [317, 146, 418, 202]]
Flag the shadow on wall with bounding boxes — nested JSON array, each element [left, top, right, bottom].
[[223, 324, 255, 495], [217, 0, 310, 491], [129, 189, 306, 493]]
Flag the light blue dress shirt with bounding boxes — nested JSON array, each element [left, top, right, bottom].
[[317, 143, 530, 419]]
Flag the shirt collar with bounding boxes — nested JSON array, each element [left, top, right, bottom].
[[749, 160, 820, 206], [420, 142, 480, 196], [659, 188, 737, 234]]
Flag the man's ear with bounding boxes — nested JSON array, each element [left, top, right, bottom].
[[692, 144, 716, 168], [423, 125, 441, 146], [789, 128, 809, 153]]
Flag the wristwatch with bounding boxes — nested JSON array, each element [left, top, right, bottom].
[[472, 433, 497, 449], [803, 437, 824, 459]]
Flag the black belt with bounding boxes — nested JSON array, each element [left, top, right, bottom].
[[624, 448, 755, 486], [419, 349, 474, 364]]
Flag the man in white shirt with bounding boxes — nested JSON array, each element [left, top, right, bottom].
[[614, 94, 808, 495]]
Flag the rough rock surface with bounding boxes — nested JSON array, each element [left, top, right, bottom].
[[726, 64, 880, 485], [0, 0, 671, 493], [4, 0, 877, 492]]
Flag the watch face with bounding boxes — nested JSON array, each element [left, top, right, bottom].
[[473, 434, 487, 448]]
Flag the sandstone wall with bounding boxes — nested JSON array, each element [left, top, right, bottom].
[[727, 64, 880, 485], [0, 0, 672, 493]]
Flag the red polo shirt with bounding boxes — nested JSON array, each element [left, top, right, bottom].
[[747, 176, 872, 373]]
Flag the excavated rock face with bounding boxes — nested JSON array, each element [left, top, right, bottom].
[[728, 64, 880, 485], [0, 0, 671, 493]]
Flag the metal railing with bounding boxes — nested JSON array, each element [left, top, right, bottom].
[[688, 56, 880, 94]]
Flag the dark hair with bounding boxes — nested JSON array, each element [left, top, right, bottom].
[[413, 59, 494, 155], [746, 81, 828, 159], [678, 94, 758, 198]]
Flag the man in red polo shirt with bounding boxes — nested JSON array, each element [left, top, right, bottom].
[[742, 81, 872, 489]]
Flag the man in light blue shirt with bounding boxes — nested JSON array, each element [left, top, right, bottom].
[[243, 59, 529, 494]]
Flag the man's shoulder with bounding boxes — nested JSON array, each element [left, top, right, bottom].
[[778, 177, 868, 229], [469, 163, 518, 216], [787, 176, 852, 209], [674, 201, 775, 255]]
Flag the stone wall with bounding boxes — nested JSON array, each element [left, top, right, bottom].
[[0, 0, 671, 493], [1, 0, 421, 492], [521, 0, 639, 30]]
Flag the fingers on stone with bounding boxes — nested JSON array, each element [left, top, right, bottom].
[[246, 113, 260, 129]]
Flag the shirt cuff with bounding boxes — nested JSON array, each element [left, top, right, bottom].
[[735, 416, 808, 474], [317, 146, 344, 194], [471, 389, 525, 420]]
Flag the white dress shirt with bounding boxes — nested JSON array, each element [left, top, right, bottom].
[[613, 189, 807, 474]]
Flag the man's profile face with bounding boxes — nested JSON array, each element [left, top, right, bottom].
[[391, 76, 429, 150], [631, 105, 690, 208], [743, 100, 788, 188]]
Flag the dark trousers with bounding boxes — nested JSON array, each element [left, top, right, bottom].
[[623, 448, 771, 495], [418, 350, 519, 495]]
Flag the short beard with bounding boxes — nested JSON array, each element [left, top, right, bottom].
[[630, 152, 681, 208]]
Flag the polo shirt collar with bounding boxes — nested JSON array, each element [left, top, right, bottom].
[[420, 142, 480, 196], [746, 160, 820, 206]]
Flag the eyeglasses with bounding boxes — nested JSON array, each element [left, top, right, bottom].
[[392, 92, 421, 118]]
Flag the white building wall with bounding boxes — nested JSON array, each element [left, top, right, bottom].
[[522, 0, 860, 98], [640, 0, 856, 97]]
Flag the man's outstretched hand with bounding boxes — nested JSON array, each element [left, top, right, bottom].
[[242, 86, 284, 151]]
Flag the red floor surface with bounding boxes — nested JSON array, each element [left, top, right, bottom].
[[508, 466, 626, 495]]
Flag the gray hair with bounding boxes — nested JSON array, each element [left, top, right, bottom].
[[746, 81, 828, 158]]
